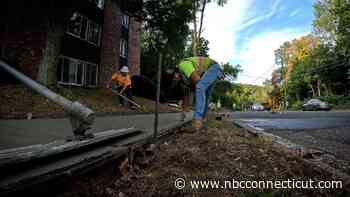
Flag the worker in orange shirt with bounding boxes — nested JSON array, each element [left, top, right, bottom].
[[107, 66, 136, 109]]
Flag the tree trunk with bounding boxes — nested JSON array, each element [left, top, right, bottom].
[[192, 32, 197, 57], [191, 0, 198, 56], [197, 0, 207, 39], [322, 83, 329, 96], [309, 84, 316, 97], [37, 19, 64, 86], [327, 83, 334, 96], [317, 79, 321, 97]]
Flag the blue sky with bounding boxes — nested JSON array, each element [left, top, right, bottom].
[[202, 0, 316, 85]]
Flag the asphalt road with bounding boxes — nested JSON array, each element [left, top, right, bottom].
[[231, 111, 350, 130], [231, 111, 350, 164], [0, 112, 193, 150]]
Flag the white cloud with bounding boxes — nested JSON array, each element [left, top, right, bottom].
[[201, 0, 285, 63], [235, 0, 283, 34], [201, 0, 311, 85], [236, 29, 309, 85], [201, 0, 254, 63]]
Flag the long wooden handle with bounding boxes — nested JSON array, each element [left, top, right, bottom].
[[111, 89, 141, 108]]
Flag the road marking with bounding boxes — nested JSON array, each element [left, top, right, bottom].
[[247, 124, 264, 131]]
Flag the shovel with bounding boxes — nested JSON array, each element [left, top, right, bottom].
[[111, 88, 142, 109]]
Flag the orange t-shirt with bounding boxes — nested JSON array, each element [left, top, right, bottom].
[[111, 73, 132, 88]]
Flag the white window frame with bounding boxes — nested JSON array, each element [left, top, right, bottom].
[[119, 38, 128, 58], [58, 56, 84, 86], [88, 0, 104, 9], [66, 13, 101, 47], [97, 0, 104, 9], [84, 63, 99, 88], [58, 56, 98, 87], [122, 15, 129, 28], [86, 20, 101, 46], [67, 12, 83, 37]]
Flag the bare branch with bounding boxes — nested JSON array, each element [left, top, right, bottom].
[[198, 0, 207, 39]]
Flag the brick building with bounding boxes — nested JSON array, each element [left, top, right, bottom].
[[0, 0, 141, 88]]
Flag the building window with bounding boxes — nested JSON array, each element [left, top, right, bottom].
[[58, 56, 98, 87], [120, 38, 128, 58], [122, 15, 129, 28], [88, 0, 104, 9], [87, 21, 101, 45], [85, 63, 98, 87], [66, 13, 101, 46], [67, 13, 82, 37], [97, 0, 104, 9], [58, 57, 84, 85]]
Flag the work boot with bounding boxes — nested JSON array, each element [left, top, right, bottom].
[[183, 119, 202, 133], [193, 118, 204, 131], [203, 116, 208, 123]]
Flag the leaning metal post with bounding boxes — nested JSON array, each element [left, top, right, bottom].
[[0, 59, 94, 138]]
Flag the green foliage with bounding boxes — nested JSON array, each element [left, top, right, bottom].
[[211, 81, 271, 110], [271, 0, 350, 108], [290, 100, 303, 110], [314, 0, 350, 57], [141, 0, 193, 77], [317, 95, 350, 106], [210, 63, 243, 108], [185, 36, 210, 57], [222, 63, 242, 81]]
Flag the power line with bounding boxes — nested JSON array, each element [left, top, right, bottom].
[[237, 60, 349, 83]]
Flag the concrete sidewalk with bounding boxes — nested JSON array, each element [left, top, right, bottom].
[[0, 112, 193, 150]]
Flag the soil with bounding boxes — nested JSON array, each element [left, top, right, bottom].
[[56, 118, 349, 197]]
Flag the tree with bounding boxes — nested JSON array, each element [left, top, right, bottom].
[[189, 0, 227, 56], [140, 0, 193, 77], [210, 63, 241, 107], [222, 63, 242, 82], [185, 36, 210, 57], [313, 0, 337, 45], [313, 0, 350, 94]]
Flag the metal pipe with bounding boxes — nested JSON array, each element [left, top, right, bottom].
[[0, 59, 94, 137], [153, 53, 162, 139]]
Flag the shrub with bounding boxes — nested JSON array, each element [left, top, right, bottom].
[[290, 100, 303, 110], [317, 95, 350, 105]]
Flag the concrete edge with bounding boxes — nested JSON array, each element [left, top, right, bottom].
[[0, 119, 192, 196], [232, 119, 350, 184], [0, 111, 184, 120]]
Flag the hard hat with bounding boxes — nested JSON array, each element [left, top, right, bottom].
[[120, 66, 129, 73]]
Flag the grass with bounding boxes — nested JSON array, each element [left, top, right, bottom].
[[0, 84, 179, 119]]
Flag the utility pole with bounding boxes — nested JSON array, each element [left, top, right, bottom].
[[153, 53, 162, 139]]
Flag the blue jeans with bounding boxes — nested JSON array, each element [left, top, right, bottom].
[[194, 64, 223, 120]]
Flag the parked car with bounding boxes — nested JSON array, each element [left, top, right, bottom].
[[302, 99, 331, 111], [252, 102, 264, 111]]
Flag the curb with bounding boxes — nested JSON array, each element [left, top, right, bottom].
[[0, 111, 183, 120], [232, 120, 350, 185], [0, 119, 192, 196]]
